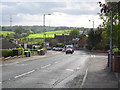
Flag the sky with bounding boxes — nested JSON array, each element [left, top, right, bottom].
[[1, 0, 106, 28]]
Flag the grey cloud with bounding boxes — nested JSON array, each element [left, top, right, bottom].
[[1, 1, 100, 25], [2, 2, 66, 15], [2, 2, 99, 15]]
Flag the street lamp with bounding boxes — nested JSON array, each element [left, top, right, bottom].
[[43, 14, 51, 28], [89, 20, 94, 31], [43, 14, 51, 46]]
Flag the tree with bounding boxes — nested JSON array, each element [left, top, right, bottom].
[[69, 29, 79, 36], [87, 29, 102, 50], [14, 26, 24, 34], [98, 1, 120, 49]]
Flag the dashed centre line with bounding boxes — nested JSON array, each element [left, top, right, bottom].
[[55, 62, 58, 63], [14, 70, 35, 79], [41, 64, 51, 69], [66, 69, 74, 72]]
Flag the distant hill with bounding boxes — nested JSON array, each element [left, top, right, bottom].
[[1, 26, 91, 34]]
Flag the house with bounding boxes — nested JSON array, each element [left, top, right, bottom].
[[77, 34, 88, 49], [54, 34, 88, 49], [0, 39, 22, 49], [54, 34, 79, 44]]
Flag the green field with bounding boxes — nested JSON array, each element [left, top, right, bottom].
[[26, 30, 71, 39], [0, 31, 14, 36]]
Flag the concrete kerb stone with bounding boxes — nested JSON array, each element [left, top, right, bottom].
[[3, 55, 25, 61]]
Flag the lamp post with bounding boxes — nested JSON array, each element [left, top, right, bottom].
[[109, 10, 113, 71], [89, 20, 94, 31], [43, 14, 51, 45]]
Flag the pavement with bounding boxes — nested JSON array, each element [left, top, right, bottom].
[[2, 50, 62, 65], [82, 54, 119, 89], [64, 52, 119, 89]]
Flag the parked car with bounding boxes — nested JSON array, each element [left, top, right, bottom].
[[66, 48, 74, 54], [58, 48, 63, 51], [46, 47, 52, 50], [52, 47, 57, 51], [52, 47, 63, 51]]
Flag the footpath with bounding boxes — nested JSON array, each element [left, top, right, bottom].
[[82, 54, 119, 89], [1, 51, 61, 65]]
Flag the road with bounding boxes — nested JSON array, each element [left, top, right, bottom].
[[2, 50, 92, 88]]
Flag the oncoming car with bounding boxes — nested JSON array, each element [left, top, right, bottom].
[[65, 45, 74, 54], [66, 48, 74, 54]]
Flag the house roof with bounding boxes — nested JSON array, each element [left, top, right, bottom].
[[0, 39, 21, 49]]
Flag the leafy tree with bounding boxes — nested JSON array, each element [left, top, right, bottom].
[[87, 29, 102, 50], [50, 39, 58, 47], [98, 1, 120, 50], [69, 29, 79, 36], [14, 26, 24, 34]]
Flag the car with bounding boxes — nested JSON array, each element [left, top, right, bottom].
[[52, 47, 57, 51], [46, 47, 52, 50], [58, 48, 63, 51], [65, 48, 74, 54]]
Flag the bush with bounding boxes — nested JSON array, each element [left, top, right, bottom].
[[0, 48, 24, 57], [1, 49, 13, 57], [17, 48, 24, 55], [113, 48, 119, 51]]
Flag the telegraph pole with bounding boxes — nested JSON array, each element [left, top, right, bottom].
[[10, 15, 12, 27], [109, 9, 113, 71], [43, 14, 51, 46]]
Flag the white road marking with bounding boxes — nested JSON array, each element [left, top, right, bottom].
[[0, 82, 1, 84], [76, 67, 80, 70], [80, 68, 88, 88], [91, 55, 96, 57], [55, 62, 58, 63], [41, 64, 51, 69], [66, 69, 74, 72], [14, 70, 35, 79]]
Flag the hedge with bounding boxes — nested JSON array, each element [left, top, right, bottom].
[[0, 48, 24, 57]]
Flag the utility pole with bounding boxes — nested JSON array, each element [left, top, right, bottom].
[[10, 15, 12, 27], [43, 14, 45, 29], [43, 14, 51, 46], [109, 10, 113, 71]]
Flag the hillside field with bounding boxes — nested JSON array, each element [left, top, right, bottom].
[[26, 30, 71, 39], [0, 31, 14, 36]]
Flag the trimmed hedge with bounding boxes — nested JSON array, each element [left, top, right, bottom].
[[0, 48, 24, 57]]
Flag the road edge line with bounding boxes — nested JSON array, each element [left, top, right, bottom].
[[80, 68, 88, 88]]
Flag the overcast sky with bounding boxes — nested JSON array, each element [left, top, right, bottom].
[[1, 0, 105, 28]]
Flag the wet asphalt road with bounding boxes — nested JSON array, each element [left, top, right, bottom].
[[2, 50, 91, 88]]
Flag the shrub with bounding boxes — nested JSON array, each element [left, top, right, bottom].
[[17, 48, 24, 55], [1, 48, 24, 57], [1, 49, 13, 57]]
